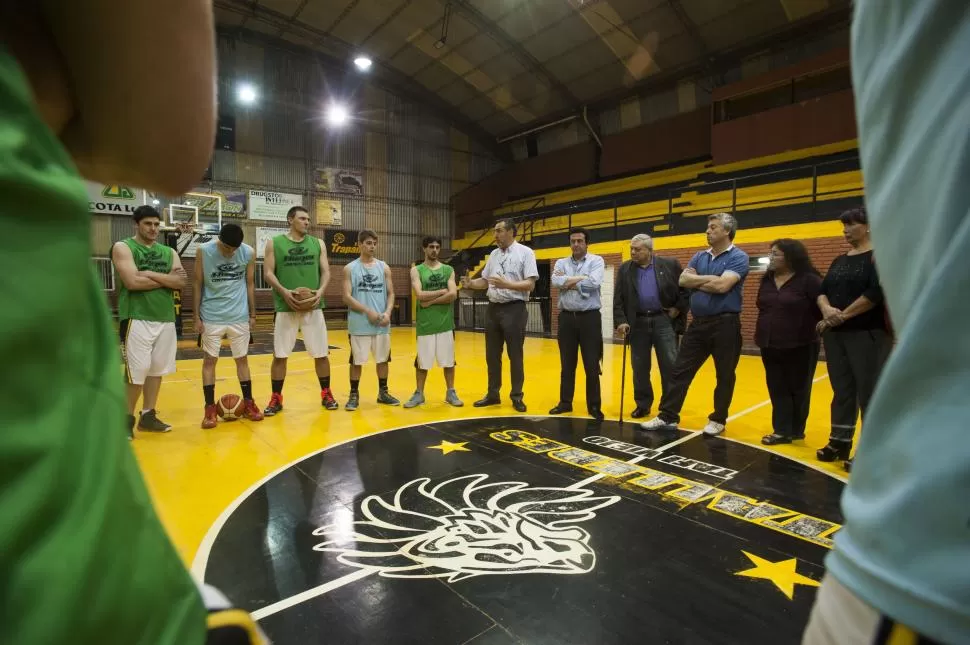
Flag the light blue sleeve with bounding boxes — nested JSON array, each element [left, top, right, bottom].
[[550, 258, 568, 288]]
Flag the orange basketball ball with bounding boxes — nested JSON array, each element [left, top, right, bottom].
[[217, 393, 243, 420]]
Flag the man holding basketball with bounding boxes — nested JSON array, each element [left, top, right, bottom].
[[112, 205, 187, 437], [193, 223, 264, 427], [404, 236, 463, 408], [343, 229, 400, 410], [262, 205, 337, 414]]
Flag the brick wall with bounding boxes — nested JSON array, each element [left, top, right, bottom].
[[549, 239, 849, 351]]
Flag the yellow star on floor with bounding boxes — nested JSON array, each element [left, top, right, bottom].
[[735, 551, 820, 600], [427, 440, 471, 455]]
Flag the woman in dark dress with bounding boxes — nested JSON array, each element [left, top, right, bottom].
[[755, 239, 822, 445], [816, 208, 892, 470]]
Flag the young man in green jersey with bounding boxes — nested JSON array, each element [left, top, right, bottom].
[[404, 236, 463, 408], [262, 205, 337, 414], [112, 205, 187, 435], [0, 1, 266, 642]]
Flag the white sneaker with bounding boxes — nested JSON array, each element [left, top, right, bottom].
[[703, 421, 725, 435], [640, 417, 676, 430]]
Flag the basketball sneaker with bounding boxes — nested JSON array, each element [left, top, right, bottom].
[[703, 420, 725, 436], [345, 392, 360, 411], [377, 388, 400, 406], [445, 389, 464, 407], [242, 399, 264, 421], [263, 393, 283, 416], [201, 404, 219, 429], [138, 409, 172, 433], [403, 391, 425, 408], [321, 388, 339, 410]]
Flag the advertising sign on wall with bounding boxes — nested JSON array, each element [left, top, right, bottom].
[[248, 190, 304, 221], [255, 227, 290, 259], [315, 198, 342, 225], [314, 167, 364, 195], [85, 182, 143, 215], [325, 229, 361, 260]]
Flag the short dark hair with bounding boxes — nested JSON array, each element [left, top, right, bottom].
[[358, 229, 378, 243], [568, 228, 590, 244], [839, 207, 868, 226], [133, 205, 161, 223], [422, 236, 442, 248], [495, 218, 516, 236], [219, 223, 244, 248], [287, 205, 308, 220], [767, 238, 820, 277]]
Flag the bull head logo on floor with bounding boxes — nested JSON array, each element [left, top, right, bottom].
[[312, 474, 620, 582]]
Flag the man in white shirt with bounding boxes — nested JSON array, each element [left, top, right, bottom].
[[461, 218, 539, 412]]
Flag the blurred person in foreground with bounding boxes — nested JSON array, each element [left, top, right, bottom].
[[0, 1, 266, 643], [802, 1, 970, 643]]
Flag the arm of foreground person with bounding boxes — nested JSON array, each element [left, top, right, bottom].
[[39, 0, 216, 195]]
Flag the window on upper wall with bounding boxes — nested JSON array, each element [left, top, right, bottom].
[[750, 255, 770, 271], [793, 66, 853, 102]]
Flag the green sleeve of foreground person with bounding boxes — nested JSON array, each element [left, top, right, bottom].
[[0, 49, 207, 644]]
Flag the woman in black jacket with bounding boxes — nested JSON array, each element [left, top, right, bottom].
[[755, 239, 823, 445]]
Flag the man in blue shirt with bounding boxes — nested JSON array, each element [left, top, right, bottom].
[[550, 228, 606, 420], [641, 213, 749, 435], [802, 1, 970, 643]]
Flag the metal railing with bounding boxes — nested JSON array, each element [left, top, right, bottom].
[[93, 257, 114, 291], [455, 155, 861, 250], [456, 295, 550, 335]]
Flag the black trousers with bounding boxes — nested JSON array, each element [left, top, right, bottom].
[[761, 343, 820, 437], [485, 301, 528, 400], [629, 313, 679, 412], [557, 309, 602, 411], [659, 313, 742, 425], [823, 329, 892, 443]]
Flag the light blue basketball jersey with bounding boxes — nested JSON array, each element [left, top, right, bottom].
[[346, 257, 389, 336], [824, 2, 970, 644], [199, 241, 252, 324]]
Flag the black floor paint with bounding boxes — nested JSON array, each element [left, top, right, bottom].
[[203, 417, 844, 644]]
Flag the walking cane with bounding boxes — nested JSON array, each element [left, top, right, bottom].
[[619, 334, 629, 424]]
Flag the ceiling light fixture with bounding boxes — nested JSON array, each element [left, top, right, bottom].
[[326, 103, 349, 127], [237, 82, 257, 105], [353, 56, 372, 71]]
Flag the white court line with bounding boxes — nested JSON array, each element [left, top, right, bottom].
[[250, 569, 375, 621]]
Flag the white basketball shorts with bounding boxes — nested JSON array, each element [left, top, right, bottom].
[[200, 321, 250, 359], [273, 309, 329, 358], [349, 334, 391, 365], [415, 331, 456, 370], [121, 319, 177, 385]]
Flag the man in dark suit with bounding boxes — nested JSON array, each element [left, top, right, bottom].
[[614, 233, 687, 418]]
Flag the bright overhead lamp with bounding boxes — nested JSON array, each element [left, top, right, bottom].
[[353, 56, 372, 71], [326, 103, 349, 127], [237, 82, 257, 105]]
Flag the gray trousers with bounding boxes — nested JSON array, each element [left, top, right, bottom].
[[823, 329, 892, 442]]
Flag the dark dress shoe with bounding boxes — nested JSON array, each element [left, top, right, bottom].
[[512, 399, 527, 413], [549, 404, 573, 414], [473, 396, 501, 408], [588, 408, 605, 421], [817, 441, 851, 462], [761, 433, 792, 445], [630, 406, 650, 419]]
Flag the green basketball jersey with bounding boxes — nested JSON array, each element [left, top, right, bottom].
[[416, 263, 455, 336], [0, 48, 205, 644], [272, 234, 324, 312], [116, 238, 176, 322]]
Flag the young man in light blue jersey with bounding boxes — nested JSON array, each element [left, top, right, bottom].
[[342, 229, 400, 410], [802, 1, 970, 643], [192, 223, 264, 428]]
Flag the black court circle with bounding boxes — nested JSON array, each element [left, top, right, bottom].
[[197, 417, 845, 644]]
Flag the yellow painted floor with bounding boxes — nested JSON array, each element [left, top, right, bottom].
[[134, 328, 848, 566]]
